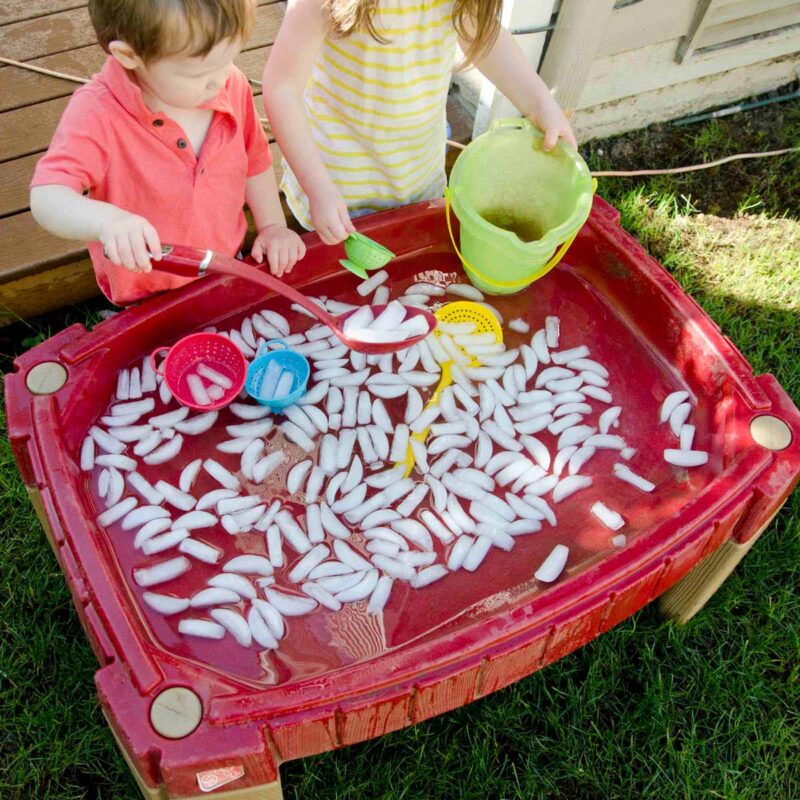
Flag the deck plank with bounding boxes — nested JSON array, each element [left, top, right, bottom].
[[0, 257, 98, 324], [1, 211, 84, 280], [2, 8, 97, 61], [0, 153, 41, 217], [0, 47, 104, 114], [0, 97, 73, 162], [0, 1, 85, 27]]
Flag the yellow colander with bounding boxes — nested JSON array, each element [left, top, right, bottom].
[[403, 301, 503, 475]]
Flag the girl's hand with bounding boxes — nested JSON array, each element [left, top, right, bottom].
[[528, 95, 578, 152], [251, 223, 307, 277], [308, 183, 356, 245], [99, 207, 162, 272]]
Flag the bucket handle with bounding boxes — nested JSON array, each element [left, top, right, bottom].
[[488, 118, 533, 133], [149, 347, 170, 377], [444, 179, 597, 291], [444, 190, 573, 290], [258, 339, 287, 357]]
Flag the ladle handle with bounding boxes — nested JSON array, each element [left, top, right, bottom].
[[155, 244, 214, 277], [156, 244, 341, 331]]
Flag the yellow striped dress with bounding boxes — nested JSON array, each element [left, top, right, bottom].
[[281, 0, 457, 229]]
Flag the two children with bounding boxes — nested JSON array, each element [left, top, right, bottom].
[[31, 0, 575, 305]]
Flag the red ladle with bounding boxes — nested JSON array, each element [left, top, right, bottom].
[[155, 244, 437, 355]]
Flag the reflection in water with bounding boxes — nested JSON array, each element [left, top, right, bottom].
[[327, 601, 387, 661]]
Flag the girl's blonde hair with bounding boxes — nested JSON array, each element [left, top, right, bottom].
[[326, 0, 503, 63]]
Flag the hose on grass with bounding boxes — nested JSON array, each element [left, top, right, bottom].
[[589, 147, 800, 177], [446, 138, 800, 177]]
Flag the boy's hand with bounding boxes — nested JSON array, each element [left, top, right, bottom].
[[528, 95, 578, 152], [251, 223, 307, 277], [308, 183, 355, 245], [99, 207, 162, 273]]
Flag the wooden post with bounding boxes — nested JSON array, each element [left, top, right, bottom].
[[675, 0, 718, 64], [660, 515, 775, 624], [538, 0, 617, 117], [472, 0, 558, 137], [661, 415, 791, 624]]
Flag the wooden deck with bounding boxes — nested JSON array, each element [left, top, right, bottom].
[[0, 0, 287, 324]]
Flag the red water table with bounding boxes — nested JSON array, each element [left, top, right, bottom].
[[6, 198, 800, 800]]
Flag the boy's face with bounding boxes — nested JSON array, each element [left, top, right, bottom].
[[124, 38, 244, 109]]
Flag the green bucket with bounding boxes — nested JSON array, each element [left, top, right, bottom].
[[447, 118, 595, 295]]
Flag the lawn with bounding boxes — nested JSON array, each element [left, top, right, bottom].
[[1, 96, 799, 800]]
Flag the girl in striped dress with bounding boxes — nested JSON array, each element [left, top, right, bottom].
[[263, 0, 576, 244]]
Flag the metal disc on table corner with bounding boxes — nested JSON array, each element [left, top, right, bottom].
[[26, 362, 68, 395], [149, 687, 203, 739], [750, 415, 792, 452]]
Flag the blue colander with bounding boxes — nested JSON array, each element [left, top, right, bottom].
[[245, 340, 310, 411]]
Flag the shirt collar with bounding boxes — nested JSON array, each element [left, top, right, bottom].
[[96, 56, 235, 123]]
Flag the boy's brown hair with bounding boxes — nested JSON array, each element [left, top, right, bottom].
[[326, 0, 503, 63], [89, 0, 255, 63]]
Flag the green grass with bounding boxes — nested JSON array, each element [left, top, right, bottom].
[[2, 98, 799, 799]]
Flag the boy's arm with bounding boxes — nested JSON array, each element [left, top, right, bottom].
[[246, 168, 306, 277], [30, 184, 161, 272], [30, 89, 160, 272], [458, 25, 577, 151], [261, 0, 355, 244], [245, 167, 285, 232]]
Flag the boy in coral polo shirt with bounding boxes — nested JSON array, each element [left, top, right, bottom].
[[30, 0, 304, 307]]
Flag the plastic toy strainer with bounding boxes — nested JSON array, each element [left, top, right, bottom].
[[246, 340, 310, 411], [340, 232, 395, 279], [403, 301, 503, 474], [150, 332, 247, 411]]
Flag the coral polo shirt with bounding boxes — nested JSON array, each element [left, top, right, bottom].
[[31, 57, 272, 305]]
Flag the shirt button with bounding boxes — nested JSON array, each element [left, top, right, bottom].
[[177, 138, 187, 149], [152, 118, 164, 127]]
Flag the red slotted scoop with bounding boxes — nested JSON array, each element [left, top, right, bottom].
[[155, 244, 437, 355]]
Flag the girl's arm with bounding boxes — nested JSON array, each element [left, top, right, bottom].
[[30, 184, 161, 272], [245, 167, 306, 276], [458, 25, 577, 151], [262, 0, 355, 244]]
